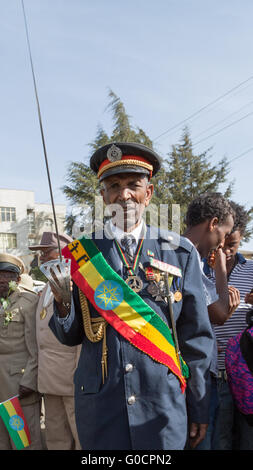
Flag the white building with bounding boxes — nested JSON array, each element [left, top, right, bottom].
[[0, 189, 66, 269]]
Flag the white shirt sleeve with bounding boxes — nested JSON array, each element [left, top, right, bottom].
[[198, 257, 218, 306]]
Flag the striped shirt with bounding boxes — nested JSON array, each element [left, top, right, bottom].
[[204, 253, 253, 370]]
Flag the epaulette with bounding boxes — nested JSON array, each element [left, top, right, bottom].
[[158, 229, 193, 253], [17, 288, 38, 304]]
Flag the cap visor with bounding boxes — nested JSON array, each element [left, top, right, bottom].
[[0, 262, 20, 274]]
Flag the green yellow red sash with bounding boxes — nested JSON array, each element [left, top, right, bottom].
[[62, 236, 188, 392]]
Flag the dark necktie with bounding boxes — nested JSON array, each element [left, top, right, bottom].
[[120, 235, 136, 259]]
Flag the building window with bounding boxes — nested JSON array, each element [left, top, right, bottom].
[[0, 233, 17, 250], [44, 218, 53, 229], [0, 207, 16, 222], [27, 210, 36, 234]]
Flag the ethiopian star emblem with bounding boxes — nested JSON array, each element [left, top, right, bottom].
[[94, 280, 123, 310], [9, 415, 24, 431]]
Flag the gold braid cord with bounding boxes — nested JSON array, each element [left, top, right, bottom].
[[97, 159, 153, 179], [78, 288, 108, 383]]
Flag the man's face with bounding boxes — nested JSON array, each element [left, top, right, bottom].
[[39, 248, 59, 264], [0, 271, 20, 298], [222, 230, 242, 261], [101, 173, 154, 231], [203, 214, 234, 257]]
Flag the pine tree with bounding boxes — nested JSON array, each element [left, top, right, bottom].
[[62, 93, 253, 242], [157, 127, 234, 231], [62, 90, 153, 234]]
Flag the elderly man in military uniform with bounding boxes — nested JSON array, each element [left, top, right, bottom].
[[0, 253, 42, 450], [29, 232, 81, 450], [49, 142, 214, 450]]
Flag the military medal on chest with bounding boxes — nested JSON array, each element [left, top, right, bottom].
[[146, 257, 182, 304], [125, 275, 143, 293], [115, 239, 144, 293], [40, 307, 47, 320], [145, 266, 164, 301]]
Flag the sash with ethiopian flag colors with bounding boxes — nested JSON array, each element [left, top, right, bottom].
[[0, 395, 31, 449], [62, 236, 189, 392]]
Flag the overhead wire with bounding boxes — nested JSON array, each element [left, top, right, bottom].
[[153, 75, 253, 142], [192, 110, 253, 147], [229, 147, 253, 164], [192, 99, 253, 141]]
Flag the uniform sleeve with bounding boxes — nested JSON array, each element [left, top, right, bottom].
[[20, 294, 39, 391], [177, 246, 214, 423]]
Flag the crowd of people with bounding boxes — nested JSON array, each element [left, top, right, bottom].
[[0, 141, 252, 451]]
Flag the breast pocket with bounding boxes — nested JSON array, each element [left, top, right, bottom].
[[7, 309, 24, 338]]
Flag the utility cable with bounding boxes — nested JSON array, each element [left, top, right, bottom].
[[153, 75, 253, 142]]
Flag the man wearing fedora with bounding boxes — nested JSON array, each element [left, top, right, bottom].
[[49, 142, 214, 450], [0, 253, 43, 449], [29, 232, 81, 450]]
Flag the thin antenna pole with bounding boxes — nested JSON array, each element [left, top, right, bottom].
[[21, 0, 62, 261]]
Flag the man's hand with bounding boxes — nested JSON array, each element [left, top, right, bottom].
[[49, 279, 73, 318], [189, 422, 208, 448], [228, 285, 240, 316], [18, 385, 34, 399], [208, 247, 226, 271], [208, 247, 227, 272]]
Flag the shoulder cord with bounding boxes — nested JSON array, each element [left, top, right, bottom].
[[78, 288, 108, 383]]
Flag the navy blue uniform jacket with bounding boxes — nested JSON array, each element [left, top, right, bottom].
[[50, 226, 213, 450]]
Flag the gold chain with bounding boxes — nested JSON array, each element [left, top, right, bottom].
[[78, 288, 108, 383]]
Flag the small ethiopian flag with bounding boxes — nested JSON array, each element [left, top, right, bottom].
[[0, 395, 31, 449]]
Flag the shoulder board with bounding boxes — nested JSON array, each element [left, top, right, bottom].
[[158, 229, 193, 253], [18, 289, 38, 303]]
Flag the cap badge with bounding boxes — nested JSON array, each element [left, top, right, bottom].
[[107, 144, 122, 162]]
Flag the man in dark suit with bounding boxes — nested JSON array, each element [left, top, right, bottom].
[[49, 142, 213, 450]]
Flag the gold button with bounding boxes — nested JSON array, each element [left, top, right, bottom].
[[21, 368, 25, 374], [81, 386, 84, 391]]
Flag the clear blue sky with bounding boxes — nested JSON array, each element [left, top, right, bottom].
[[1, 0, 253, 249]]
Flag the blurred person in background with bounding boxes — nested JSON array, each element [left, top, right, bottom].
[[29, 232, 81, 450], [204, 201, 253, 450]]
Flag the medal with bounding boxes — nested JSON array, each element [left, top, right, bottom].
[[115, 238, 144, 293], [147, 282, 160, 296], [145, 267, 161, 282], [125, 275, 143, 293], [145, 266, 155, 280], [172, 277, 182, 302], [40, 308, 47, 320], [147, 282, 164, 302], [174, 290, 182, 302]]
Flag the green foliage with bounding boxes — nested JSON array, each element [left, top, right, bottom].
[[29, 267, 47, 283], [62, 89, 153, 232], [158, 127, 234, 231], [62, 91, 252, 242], [242, 207, 253, 243]]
